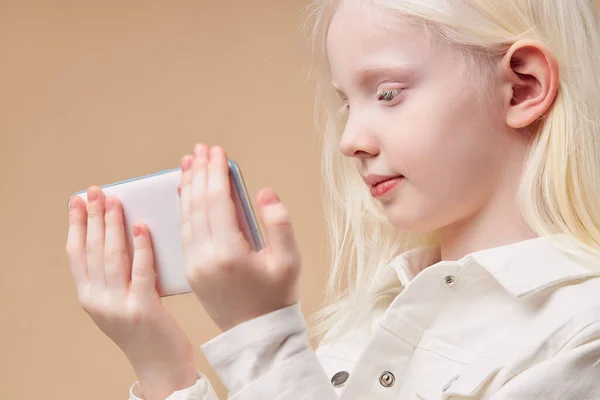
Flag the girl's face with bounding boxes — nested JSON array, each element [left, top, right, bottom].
[[327, 3, 523, 234]]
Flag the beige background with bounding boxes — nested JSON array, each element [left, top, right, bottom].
[[0, 1, 330, 399], [7, 2, 594, 399]]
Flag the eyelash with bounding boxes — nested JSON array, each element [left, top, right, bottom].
[[376, 88, 404, 102], [337, 88, 404, 115]]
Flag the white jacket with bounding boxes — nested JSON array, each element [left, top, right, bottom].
[[129, 236, 600, 399]]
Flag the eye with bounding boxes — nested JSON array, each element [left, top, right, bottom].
[[376, 88, 404, 103]]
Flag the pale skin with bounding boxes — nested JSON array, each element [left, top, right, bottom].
[[66, 144, 301, 399], [328, 4, 559, 262], [65, 4, 559, 399]]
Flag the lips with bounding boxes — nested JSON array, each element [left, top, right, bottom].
[[374, 176, 402, 186], [365, 174, 404, 187], [370, 176, 404, 197]]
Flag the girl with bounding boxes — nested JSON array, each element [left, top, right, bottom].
[[65, 0, 600, 399]]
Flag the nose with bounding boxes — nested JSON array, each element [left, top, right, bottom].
[[339, 114, 379, 159]]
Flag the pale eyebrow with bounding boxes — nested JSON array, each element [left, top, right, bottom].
[[332, 63, 414, 97]]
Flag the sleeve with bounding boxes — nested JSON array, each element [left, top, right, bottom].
[[129, 371, 220, 400], [489, 328, 600, 399], [200, 302, 338, 399]]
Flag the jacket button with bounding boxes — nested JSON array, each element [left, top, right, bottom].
[[442, 275, 459, 288], [331, 371, 350, 388], [379, 371, 395, 387]]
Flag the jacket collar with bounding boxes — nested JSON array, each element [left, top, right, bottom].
[[387, 235, 600, 298]]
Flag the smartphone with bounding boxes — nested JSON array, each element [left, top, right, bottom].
[[67, 158, 264, 297]]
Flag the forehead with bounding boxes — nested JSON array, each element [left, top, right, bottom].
[[326, 3, 432, 81]]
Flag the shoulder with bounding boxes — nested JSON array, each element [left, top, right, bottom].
[[501, 274, 600, 375]]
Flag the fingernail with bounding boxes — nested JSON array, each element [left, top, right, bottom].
[[194, 144, 206, 157], [88, 188, 98, 203], [264, 192, 280, 206], [133, 225, 141, 237], [182, 156, 192, 171], [69, 197, 78, 211], [105, 198, 113, 212]]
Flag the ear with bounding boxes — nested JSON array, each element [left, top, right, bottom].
[[501, 39, 559, 129]]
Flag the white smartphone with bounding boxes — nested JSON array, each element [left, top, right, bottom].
[[67, 158, 265, 297]]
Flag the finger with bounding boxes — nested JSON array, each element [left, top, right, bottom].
[[257, 189, 300, 271], [177, 185, 181, 198], [206, 146, 241, 246], [180, 154, 194, 266], [66, 195, 89, 288], [103, 197, 130, 296], [129, 223, 157, 297], [180, 156, 193, 222], [190, 144, 211, 247], [85, 186, 107, 289]]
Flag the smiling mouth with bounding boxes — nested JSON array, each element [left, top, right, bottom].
[[370, 175, 404, 187], [370, 176, 404, 197]]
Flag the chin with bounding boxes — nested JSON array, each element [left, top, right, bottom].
[[386, 206, 444, 233], [387, 215, 434, 233]]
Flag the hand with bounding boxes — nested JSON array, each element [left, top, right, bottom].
[[65, 187, 198, 400], [178, 144, 302, 332]]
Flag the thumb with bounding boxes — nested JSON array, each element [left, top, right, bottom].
[[130, 223, 158, 296], [257, 189, 300, 267]]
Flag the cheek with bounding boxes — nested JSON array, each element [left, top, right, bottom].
[[389, 89, 498, 203], [423, 88, 489, 158]]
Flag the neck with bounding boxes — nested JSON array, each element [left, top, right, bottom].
[[438, 137, 537, 261]]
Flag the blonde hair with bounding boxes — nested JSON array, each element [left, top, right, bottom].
[[303, 0, 600, 347]]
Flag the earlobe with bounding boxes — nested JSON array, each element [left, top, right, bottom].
[[502, 39, 559, 130]]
